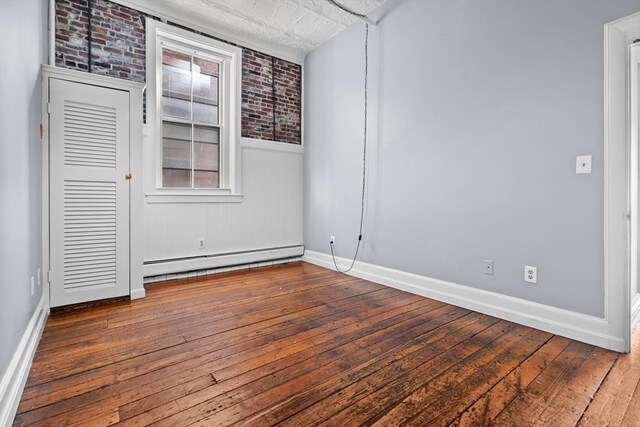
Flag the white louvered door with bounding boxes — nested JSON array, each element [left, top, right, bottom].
[[49, 78, 130, 307]]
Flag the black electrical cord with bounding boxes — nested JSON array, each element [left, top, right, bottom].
[[326, 0, 368, 18], [271, 55, 277, 141], [87, 0, 92, 72], [330, 22, 369, 274]]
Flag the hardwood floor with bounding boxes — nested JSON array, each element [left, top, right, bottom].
[[12, 262, 637, 426]]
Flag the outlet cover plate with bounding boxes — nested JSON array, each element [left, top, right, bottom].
[[525, 266, 537, 283]]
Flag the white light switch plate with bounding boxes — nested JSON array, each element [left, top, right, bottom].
[[484, 260, 494, 275], [576, 155, 592, 174]]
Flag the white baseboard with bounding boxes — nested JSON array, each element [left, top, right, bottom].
[[632, 293, 640, 332], [130, 287, 146, 300], [143, 245, 305, 277], [0, 295, 48, 427], [302, 250, 626, 352]]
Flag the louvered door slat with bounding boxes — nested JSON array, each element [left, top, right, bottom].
[[64, 114, 117, 126], [63, 102, 118, 169], [49, 78, 130, 307], [64, 249, 117, 257], [65, 260, 117, 271]]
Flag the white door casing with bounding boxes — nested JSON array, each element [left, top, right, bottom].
[[49, 78, 130, 307], [604, 11, 640, 353], [631, 43, 640, 331]]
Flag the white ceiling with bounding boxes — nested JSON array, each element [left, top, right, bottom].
[[112, 0, 387, 63]]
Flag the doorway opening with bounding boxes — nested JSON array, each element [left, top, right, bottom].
[[604, 11, 640, 353]]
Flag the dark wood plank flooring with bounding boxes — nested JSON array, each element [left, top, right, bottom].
[[12, 262, 632, 426]]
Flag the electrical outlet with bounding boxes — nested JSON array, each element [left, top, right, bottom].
[[198, 238, 205, 249], [524, 266, 537, 283], [484, 260, 494, 275], [30, 276, 35, 295], [330, 235, 335, 245]]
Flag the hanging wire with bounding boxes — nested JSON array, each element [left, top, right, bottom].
[[330, 21, 369, 273], [326, 0, 368, 18]]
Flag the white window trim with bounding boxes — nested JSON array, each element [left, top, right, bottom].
[[145, 19, 243, 203]]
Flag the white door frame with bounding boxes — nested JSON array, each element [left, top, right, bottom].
[[41, 65, 146, 310], [604, 11, 640, 353], [630, 43, 640, 331]]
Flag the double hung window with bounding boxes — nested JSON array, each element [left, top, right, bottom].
[[146, 19, 241, 198], [161, 48, 221, 188]]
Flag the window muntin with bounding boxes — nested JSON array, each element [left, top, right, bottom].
[[160, 47, 221, 188]]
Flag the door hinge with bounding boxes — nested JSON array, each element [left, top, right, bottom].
[[47, 271, 52, 283], [47, 102, 51, 114]]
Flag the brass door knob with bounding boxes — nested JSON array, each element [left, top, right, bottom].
[[125, 173, 132, 180]]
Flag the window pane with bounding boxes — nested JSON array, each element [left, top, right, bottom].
[[193, 126, 219, 188], [194, 142, 219, 172], [163, 96, 193, 119], [194, 125, 219, 143], [194, 171, 219, 188], [162, 122, 191, 187], [193, 102, 218, 124], [193, 126, 219, 171], [162, 49, 191, 119], [193, 57, 219, 124], [163, 169, 192, 188]]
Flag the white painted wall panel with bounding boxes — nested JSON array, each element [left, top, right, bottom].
[[303, 0, 640, 318], [143, 139, 303, 263], [0, 0, 47, 391]]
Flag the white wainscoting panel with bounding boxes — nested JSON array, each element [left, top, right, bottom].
[[143, 139, 303, 271]]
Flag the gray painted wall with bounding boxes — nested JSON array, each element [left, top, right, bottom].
[[0, 0, 47, 380], [303, 0, 640, 317]]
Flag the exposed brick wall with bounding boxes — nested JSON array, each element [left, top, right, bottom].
[[242, 49, 275, 141], [55, 0, 89, 71], [56, 0, 145, 81], [240, 50, 302, 144], [274, 57, 302, 145], [55, 0, 301, 144]]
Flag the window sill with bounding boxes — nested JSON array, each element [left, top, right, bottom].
[[145, 192, 244, 204]]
